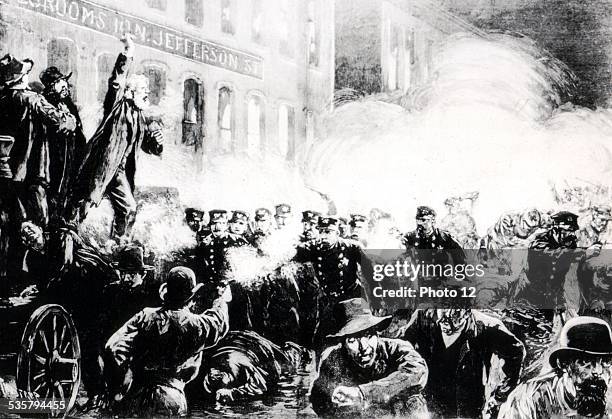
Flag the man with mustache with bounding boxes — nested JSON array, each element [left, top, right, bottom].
[[349, 214, 369, 245], [402, 206, 466, 269], [310, 298, 428, 417], [299, 210, 321, 244], [295, 216, 365, 351], [39, 66, 86, 222], [499, 316, 612, 418], [397, 308, 525, 418]]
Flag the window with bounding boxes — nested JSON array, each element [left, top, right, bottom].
[[247, 95, 265, 154], [305, 110, 315, 145], [221, 0, 234, 34], [183, 79, 203, 147], [48, 39, 78, 101], [387, 25, 400, 90], [307, 0, 319, 66], [278, 105, 295, 159], [97, 53, 115, 103], [145, 0, 166, 10], [251, 0, 264, 43], [279, 0, 293, 57], [185, 0, 203, 27], [218, 87, 233, 151], [142, 66, 166, 106]]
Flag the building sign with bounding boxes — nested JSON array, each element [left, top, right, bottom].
[[12, 0, 264, 79]]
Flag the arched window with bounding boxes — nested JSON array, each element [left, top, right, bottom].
[[185, 0, 203, 26], [221, 0, 235, 34], [247, 95, 265, 154], [97, 53, 115, 103], [278, 104, 295, 159], [47, 38, 78, 101], [307, 0, 319, 66], [142, 66, 166, 106], [218, 87, 233, 151], [183, 78, 203, 147]]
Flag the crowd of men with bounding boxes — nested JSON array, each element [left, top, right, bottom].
[[1, 33, 612, 419]]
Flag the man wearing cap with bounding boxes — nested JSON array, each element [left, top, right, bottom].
[[39, 66, 86, 222], [0, 54, 77, 280], [104, 267, 231, 416], [310, 298, 428, 417], [295, 216, 366, 349], [349, 214, 369, 245], [300, 210, 321, 244], [499, 316, 612, 418], [251, 208, 274, 247], [403, 206, 466, 267], [196, 210, 236, 286], [67, 34, 163, 239], [578, 205, 612, 248], [338, 217, 349, 239], [398, 308, 525, 418], [274, 203, 292, 230], [229, 210, 252, 243], [184, 207, 205, 233], [521, 210, 583, 321]]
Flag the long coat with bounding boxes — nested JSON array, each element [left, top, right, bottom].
[[397, 309, 525, 418], [70, 53, 162, 211], [0, 88, 74, 184]]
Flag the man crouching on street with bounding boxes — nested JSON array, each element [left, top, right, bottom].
[[104, 267, 231, 417], [310, 298, 428, 417]]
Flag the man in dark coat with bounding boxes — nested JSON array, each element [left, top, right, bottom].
[[68, 34, 163, 239], [104, 267, 231, 417], [403, 205, 466, 267], [0, 54, 76, 283], [310, 298, 428, 417], [39, 66, 86, 222], [397, 308, 525, 418]]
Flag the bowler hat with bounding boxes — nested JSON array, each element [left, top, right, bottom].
[[113, 245, 154, 272], [159, 266, 203, 306], [549, 316, 612, 368], [327, 298, 392, 338], [0, 135, 14, 179], [39, 66, 72, 88], [0, 54, 33, 86], [551, 210, 579, 231]]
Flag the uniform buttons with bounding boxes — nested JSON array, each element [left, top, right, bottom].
[[339, 253, 344, 258], [318, 271, 323, 275], [317, 256, 323, 260], [549, 275, 555, 280], [209, 255, 214, 259], [339, 272, 344, 276], [415, 242, 419, 246], [431, 243, 435, 248]]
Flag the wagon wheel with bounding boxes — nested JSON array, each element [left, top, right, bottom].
[[17, 304, 81, 417]]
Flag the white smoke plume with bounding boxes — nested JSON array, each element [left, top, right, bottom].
[[301, 33, 612, 234]]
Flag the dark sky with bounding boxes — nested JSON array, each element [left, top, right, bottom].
[[448, 0, 612, 108]]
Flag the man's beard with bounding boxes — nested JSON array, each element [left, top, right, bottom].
[[575, 377, 607, 417]]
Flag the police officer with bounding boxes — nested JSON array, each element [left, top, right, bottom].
[[338, 217, 349, 239], [196, 210, 233, 285], [524, 211, 581, 322], [251, 208, 273, 247], [300, 210, 321, 244], [229, 210, 252, 244], [184, 207, 205, 233], [403, 206, 466, 266], [295, 216, 365, 349], [349, 214, 369, 245], [274, 203, 292, 230]]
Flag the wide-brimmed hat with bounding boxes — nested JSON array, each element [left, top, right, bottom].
[[39, 66, 72, 88], [549, 316, 612, 368], [0, 54, 33, 86], [112, 245, 154, 272], [327, 298, 392, 338], [159, 266, 203, 305]]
